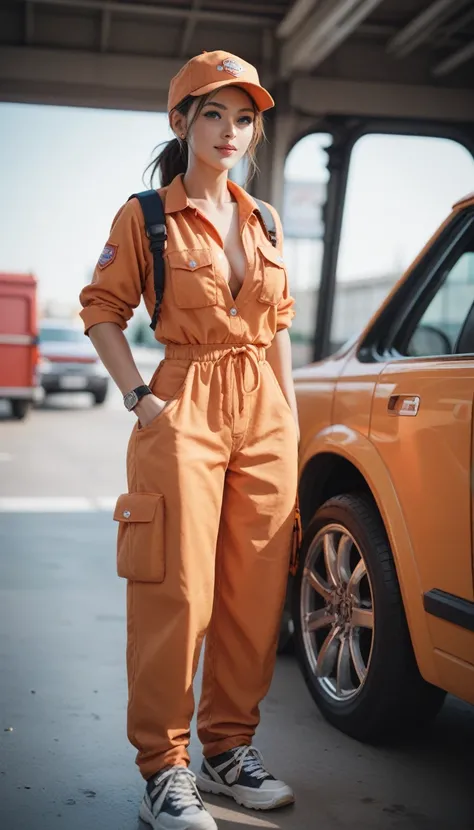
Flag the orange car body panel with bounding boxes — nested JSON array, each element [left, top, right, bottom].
[[295, 195, 474, 705]]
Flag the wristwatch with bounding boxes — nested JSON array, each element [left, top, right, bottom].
[[123, 385, 153, 412]]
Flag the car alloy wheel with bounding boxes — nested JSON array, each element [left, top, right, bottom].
[[300, 523, 375, 702]]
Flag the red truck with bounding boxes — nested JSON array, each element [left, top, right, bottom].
[[0, 272, 41, 419]]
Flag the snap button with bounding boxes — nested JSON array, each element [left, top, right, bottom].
[[229, 307, 238, 317], [188, 259, 197, 268], [123, 510, 131, 519]]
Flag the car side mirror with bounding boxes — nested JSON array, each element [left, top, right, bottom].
[[407, 324, 452, 357]]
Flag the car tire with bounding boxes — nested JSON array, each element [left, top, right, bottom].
[[93, 387, 108, 405], [11, 400, 31, 420], [293, 492, 446, 743], [277, 604, 295, 655]]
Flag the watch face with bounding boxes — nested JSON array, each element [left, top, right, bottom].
[[124, 390, 138, 411]]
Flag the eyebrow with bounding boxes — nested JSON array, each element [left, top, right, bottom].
[[203, 101, 254, 113]]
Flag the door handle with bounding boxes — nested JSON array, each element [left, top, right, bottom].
[[388, 395, 420, 416]]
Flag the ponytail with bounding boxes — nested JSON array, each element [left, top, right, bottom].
[[143, 94, 195, 189], [144, 137, 188, 188]]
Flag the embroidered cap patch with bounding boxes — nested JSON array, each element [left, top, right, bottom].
[[220, 58, 243, 77], [97, 243, 118, 269]]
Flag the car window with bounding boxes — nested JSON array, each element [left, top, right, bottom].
[[39, 327, 83, 343], [398, 228, 474, 358]]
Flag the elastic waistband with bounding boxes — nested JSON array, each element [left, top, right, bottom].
[[164, 344, 267, 362]]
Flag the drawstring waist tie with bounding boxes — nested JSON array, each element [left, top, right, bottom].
[[164, 344, 266, 428]]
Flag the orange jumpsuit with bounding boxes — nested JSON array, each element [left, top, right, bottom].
[[79, 174, 298, 780]]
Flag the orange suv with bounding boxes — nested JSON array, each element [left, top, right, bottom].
[[291, 192, 474, 741]]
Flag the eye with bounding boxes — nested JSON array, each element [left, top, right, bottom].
[[238, 115, 254, 125], [203, 110, 221, 119]]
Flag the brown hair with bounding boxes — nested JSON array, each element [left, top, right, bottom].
[[143, 89, 265, 189]]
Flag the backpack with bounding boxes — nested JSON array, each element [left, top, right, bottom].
[[128, 189, 278, 330]]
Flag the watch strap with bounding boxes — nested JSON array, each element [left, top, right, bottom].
[[133, 385, 152, 400]]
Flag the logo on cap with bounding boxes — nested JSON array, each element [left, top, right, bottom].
[[218, 58, 243, 77]]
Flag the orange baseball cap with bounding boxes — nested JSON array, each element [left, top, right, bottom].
[[168, 50, 274, 114]]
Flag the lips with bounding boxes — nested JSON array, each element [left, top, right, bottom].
[[216, 145, 237, 157]]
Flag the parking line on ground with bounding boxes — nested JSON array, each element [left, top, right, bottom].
[[0, 497, 117, 512]]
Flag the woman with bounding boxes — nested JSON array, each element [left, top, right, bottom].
[[79, 50, 299, 830]]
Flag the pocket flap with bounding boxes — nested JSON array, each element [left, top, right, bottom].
[[167, 248, 213, 271], [113, 493, 163, 523], [258, 244, 285, 268]]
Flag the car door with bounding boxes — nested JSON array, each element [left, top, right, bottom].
[[369, 210, 474, 670]]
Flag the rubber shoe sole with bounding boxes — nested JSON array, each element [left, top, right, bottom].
[[139, 795, 218, 830], [195, 770, 295, 811]]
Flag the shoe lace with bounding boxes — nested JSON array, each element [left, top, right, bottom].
[[151, 767, 203, 813], [233, 746, 268, 781]]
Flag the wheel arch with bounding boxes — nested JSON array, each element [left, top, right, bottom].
[[297, 426, 440, 687]]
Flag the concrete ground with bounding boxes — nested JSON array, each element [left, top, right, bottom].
[[0, 369, 473, 830]]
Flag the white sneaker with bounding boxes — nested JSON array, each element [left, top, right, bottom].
[[196, 746, 295, 811], [140, 766, 217, 829]]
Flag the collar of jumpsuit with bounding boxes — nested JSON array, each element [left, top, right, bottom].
[[164, 172, 259, 226]]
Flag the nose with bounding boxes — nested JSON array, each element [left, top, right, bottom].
[[222, 118, 237, 140]]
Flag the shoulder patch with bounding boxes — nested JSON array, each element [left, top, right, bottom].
[[97, 243, 118, 269]]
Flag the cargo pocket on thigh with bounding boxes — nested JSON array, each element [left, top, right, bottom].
[[113, 493, 165, 582]]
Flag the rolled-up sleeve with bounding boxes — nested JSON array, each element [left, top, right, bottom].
[[266, 203, 295, 332], [79, 199, 148, 335]]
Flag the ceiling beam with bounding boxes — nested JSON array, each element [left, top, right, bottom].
[[432, 39, 474, 77], [24, 1, 35, 45], [279, 0, 385, 77], [260, 27, 274, 89], [358, 22, 397, 37], [434, 7, 474, 46], [223, 1, 286, 13], [13, 0, 275, 29], [387, 0, 469, 59], [100, 7, 111, 53], [180, 0, 202, 58], [290, 75, 474, 123], [0, 45, 182, 91], [277, 0, 320, 39], [0, 45, 182, 110]]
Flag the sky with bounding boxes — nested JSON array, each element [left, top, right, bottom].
[[285, 131, 474, 289], [1, 102, 474, 309]]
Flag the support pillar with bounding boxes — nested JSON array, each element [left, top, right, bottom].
[[312, 120, 354, 361], [250, 87, 297, 213]]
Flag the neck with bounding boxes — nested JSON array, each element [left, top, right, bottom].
[[183, 159, 232, 206]]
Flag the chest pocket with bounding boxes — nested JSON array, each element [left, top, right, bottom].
[[257, 244, 287, 306], [166, 248, 217, 309]]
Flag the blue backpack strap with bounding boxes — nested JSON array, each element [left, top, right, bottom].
[[254, 198, 278, 247], [128, 190, 167, 330]]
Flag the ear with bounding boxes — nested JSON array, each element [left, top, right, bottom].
[[170, 110, 187, 139]]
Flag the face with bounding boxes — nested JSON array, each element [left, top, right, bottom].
[[174, 85, 256, 173]]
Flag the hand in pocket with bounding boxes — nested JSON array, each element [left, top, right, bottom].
[[134, 394, 168, 428]]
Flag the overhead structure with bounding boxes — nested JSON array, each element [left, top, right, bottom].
[[387, 0, 471, 58], [433, 38, 474, 76], [1, 0, 474, 360], [279, 0, 387, 76], [1, 0, 474, 113]]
